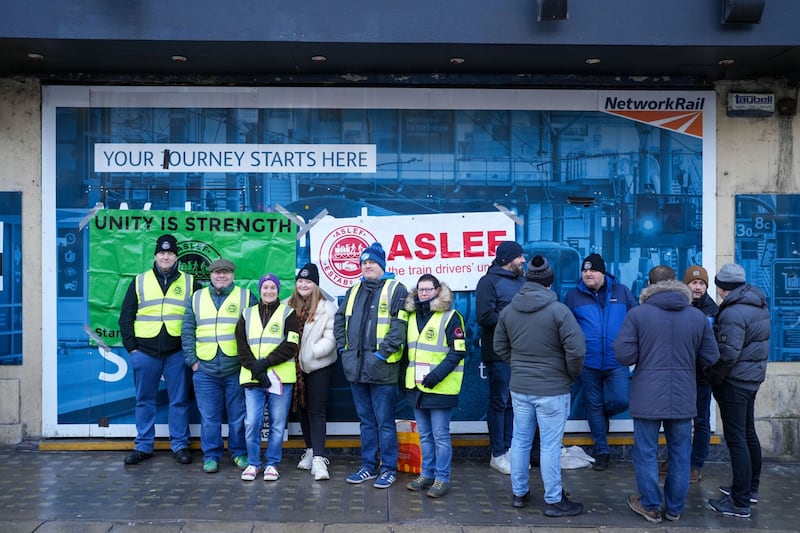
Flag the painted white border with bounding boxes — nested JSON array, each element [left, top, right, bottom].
[[41, 86, 717, 438]]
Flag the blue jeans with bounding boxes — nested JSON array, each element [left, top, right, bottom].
[[486, 361, 513, 457], [414, 406, 453, 483], [581, 366, 629, 455], [243, 384, 293, 469], [713, 381, 761, 507], [691, 384, 712, 470], [192, 370, 246, 462], [510, 391, 569, 504], [130, 349, 190, 453], [633, 418, 691, 516], [350, 382, 398, 474]]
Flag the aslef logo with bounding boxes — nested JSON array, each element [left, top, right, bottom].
[[177, 240, 222, 282], [603, 96, 705, 138], [319, 225, 377, 288]]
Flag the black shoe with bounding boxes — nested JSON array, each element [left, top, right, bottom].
[[544, 494, 584, 517], [124, 450, 153, 465], [708, 495, 751, 518], [512, 491, 530, 508], [719, 485, 758, 504], [593, 453, 610, 471], [174, 448, 192, 464]]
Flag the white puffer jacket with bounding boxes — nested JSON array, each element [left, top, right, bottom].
[[297, 298, 338, 373]]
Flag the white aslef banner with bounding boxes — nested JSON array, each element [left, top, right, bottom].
[[311, 212, 516, 296]]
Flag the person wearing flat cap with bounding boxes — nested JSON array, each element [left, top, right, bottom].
[[494, 255, 585, 517], [564, 253, 637, 472], [236, 273, 299, 482], [118, 234, 202, 467], [475, 240, 526, 475], [706, 263, 770, 518], [182, 258, 256, 474], [286, 262, 338, 481], [334, 242, 409, 489]]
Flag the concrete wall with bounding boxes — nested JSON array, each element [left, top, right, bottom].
[[0, 78, 42, 443], [0, 78, 798, 457], [715, 79, 800, 458]]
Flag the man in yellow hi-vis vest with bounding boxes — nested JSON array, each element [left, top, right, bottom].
[[119, 234, 202, 466], [182, 258, 257, 474], [334, 242, 408, 489]]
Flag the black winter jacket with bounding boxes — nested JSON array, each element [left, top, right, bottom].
[[614, 280, 720, 420], [708, 284, 770, 391], [334, 274, 409, 385], [118, 262, 202, 358], [475, 264, 524, 363]]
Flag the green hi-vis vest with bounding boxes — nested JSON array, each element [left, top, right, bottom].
[[192, 286, 249, 360], [344, 279, 408, 363], [405, 309, 465, 395], [239, 303, 298, 385], [133, 270, 193, 338]]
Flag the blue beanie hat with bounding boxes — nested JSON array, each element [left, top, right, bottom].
[[258, 273, 281, 294], [360, 242, 387, 271]]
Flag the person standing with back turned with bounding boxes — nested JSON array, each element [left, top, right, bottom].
[[475, 240, 526, 474], [494, 255, 585, 517], [614, 266, 719, 524], [707, 263, 770, 519]]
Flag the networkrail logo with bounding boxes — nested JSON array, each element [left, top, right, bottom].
[[603, 96, 705, 138]]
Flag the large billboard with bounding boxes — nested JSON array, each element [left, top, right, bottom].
[[42, 86, 716, 437]]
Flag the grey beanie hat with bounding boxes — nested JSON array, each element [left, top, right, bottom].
[[526, 255, 554, 286], [715, 263, 746, 290]]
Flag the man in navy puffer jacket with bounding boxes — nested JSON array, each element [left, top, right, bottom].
[[614, 265, 719, 524]]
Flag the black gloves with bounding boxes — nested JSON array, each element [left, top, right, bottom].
[[421, 372, 441, 389], [255, 371, 272, 389], [250, 358, 270, 376]]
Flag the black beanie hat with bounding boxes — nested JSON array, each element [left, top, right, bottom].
[[296, 262, 320, 286], [154, 234, 178, 255], [582, 253, 606, 275], [494, 240, 524, 266], [526, 255, 554, 286]]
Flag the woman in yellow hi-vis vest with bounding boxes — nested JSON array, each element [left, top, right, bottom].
[[235, 273, 299, 482], [403, 274, 466, 499]]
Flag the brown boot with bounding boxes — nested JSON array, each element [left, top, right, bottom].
[[658, 459, 669, 476], [689, 468, 702, 483]]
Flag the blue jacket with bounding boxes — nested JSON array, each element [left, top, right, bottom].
[[475, 264, 525, 363], [614, 280, 719, 419], [564, 273, 637, 370]]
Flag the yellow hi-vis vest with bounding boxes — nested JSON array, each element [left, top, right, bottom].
[[239, 303, 298, 385], [405, 309, 465, 395], [133, 270, 193, 338], [343, 279, 408, 363], [192, 285, 249, 360]]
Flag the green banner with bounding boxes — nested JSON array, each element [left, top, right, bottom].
[[88, 209, 296, 347]]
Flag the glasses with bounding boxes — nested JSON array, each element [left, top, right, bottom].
[[417, 287, 437, 293]]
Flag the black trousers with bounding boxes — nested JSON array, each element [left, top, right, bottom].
[[299, 364, 335, 458]]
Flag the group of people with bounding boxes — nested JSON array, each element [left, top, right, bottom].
[[483, 244, 769, 522], [119, 234, 338, 483], [118, 233, 770, 522]]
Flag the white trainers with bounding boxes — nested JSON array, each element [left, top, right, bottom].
[[297, 448, 314, 470], [490, 451, 511, 474], [241, 465, 258, 481], [311, 456, 330, 481], [263, 465, 280, 481]]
